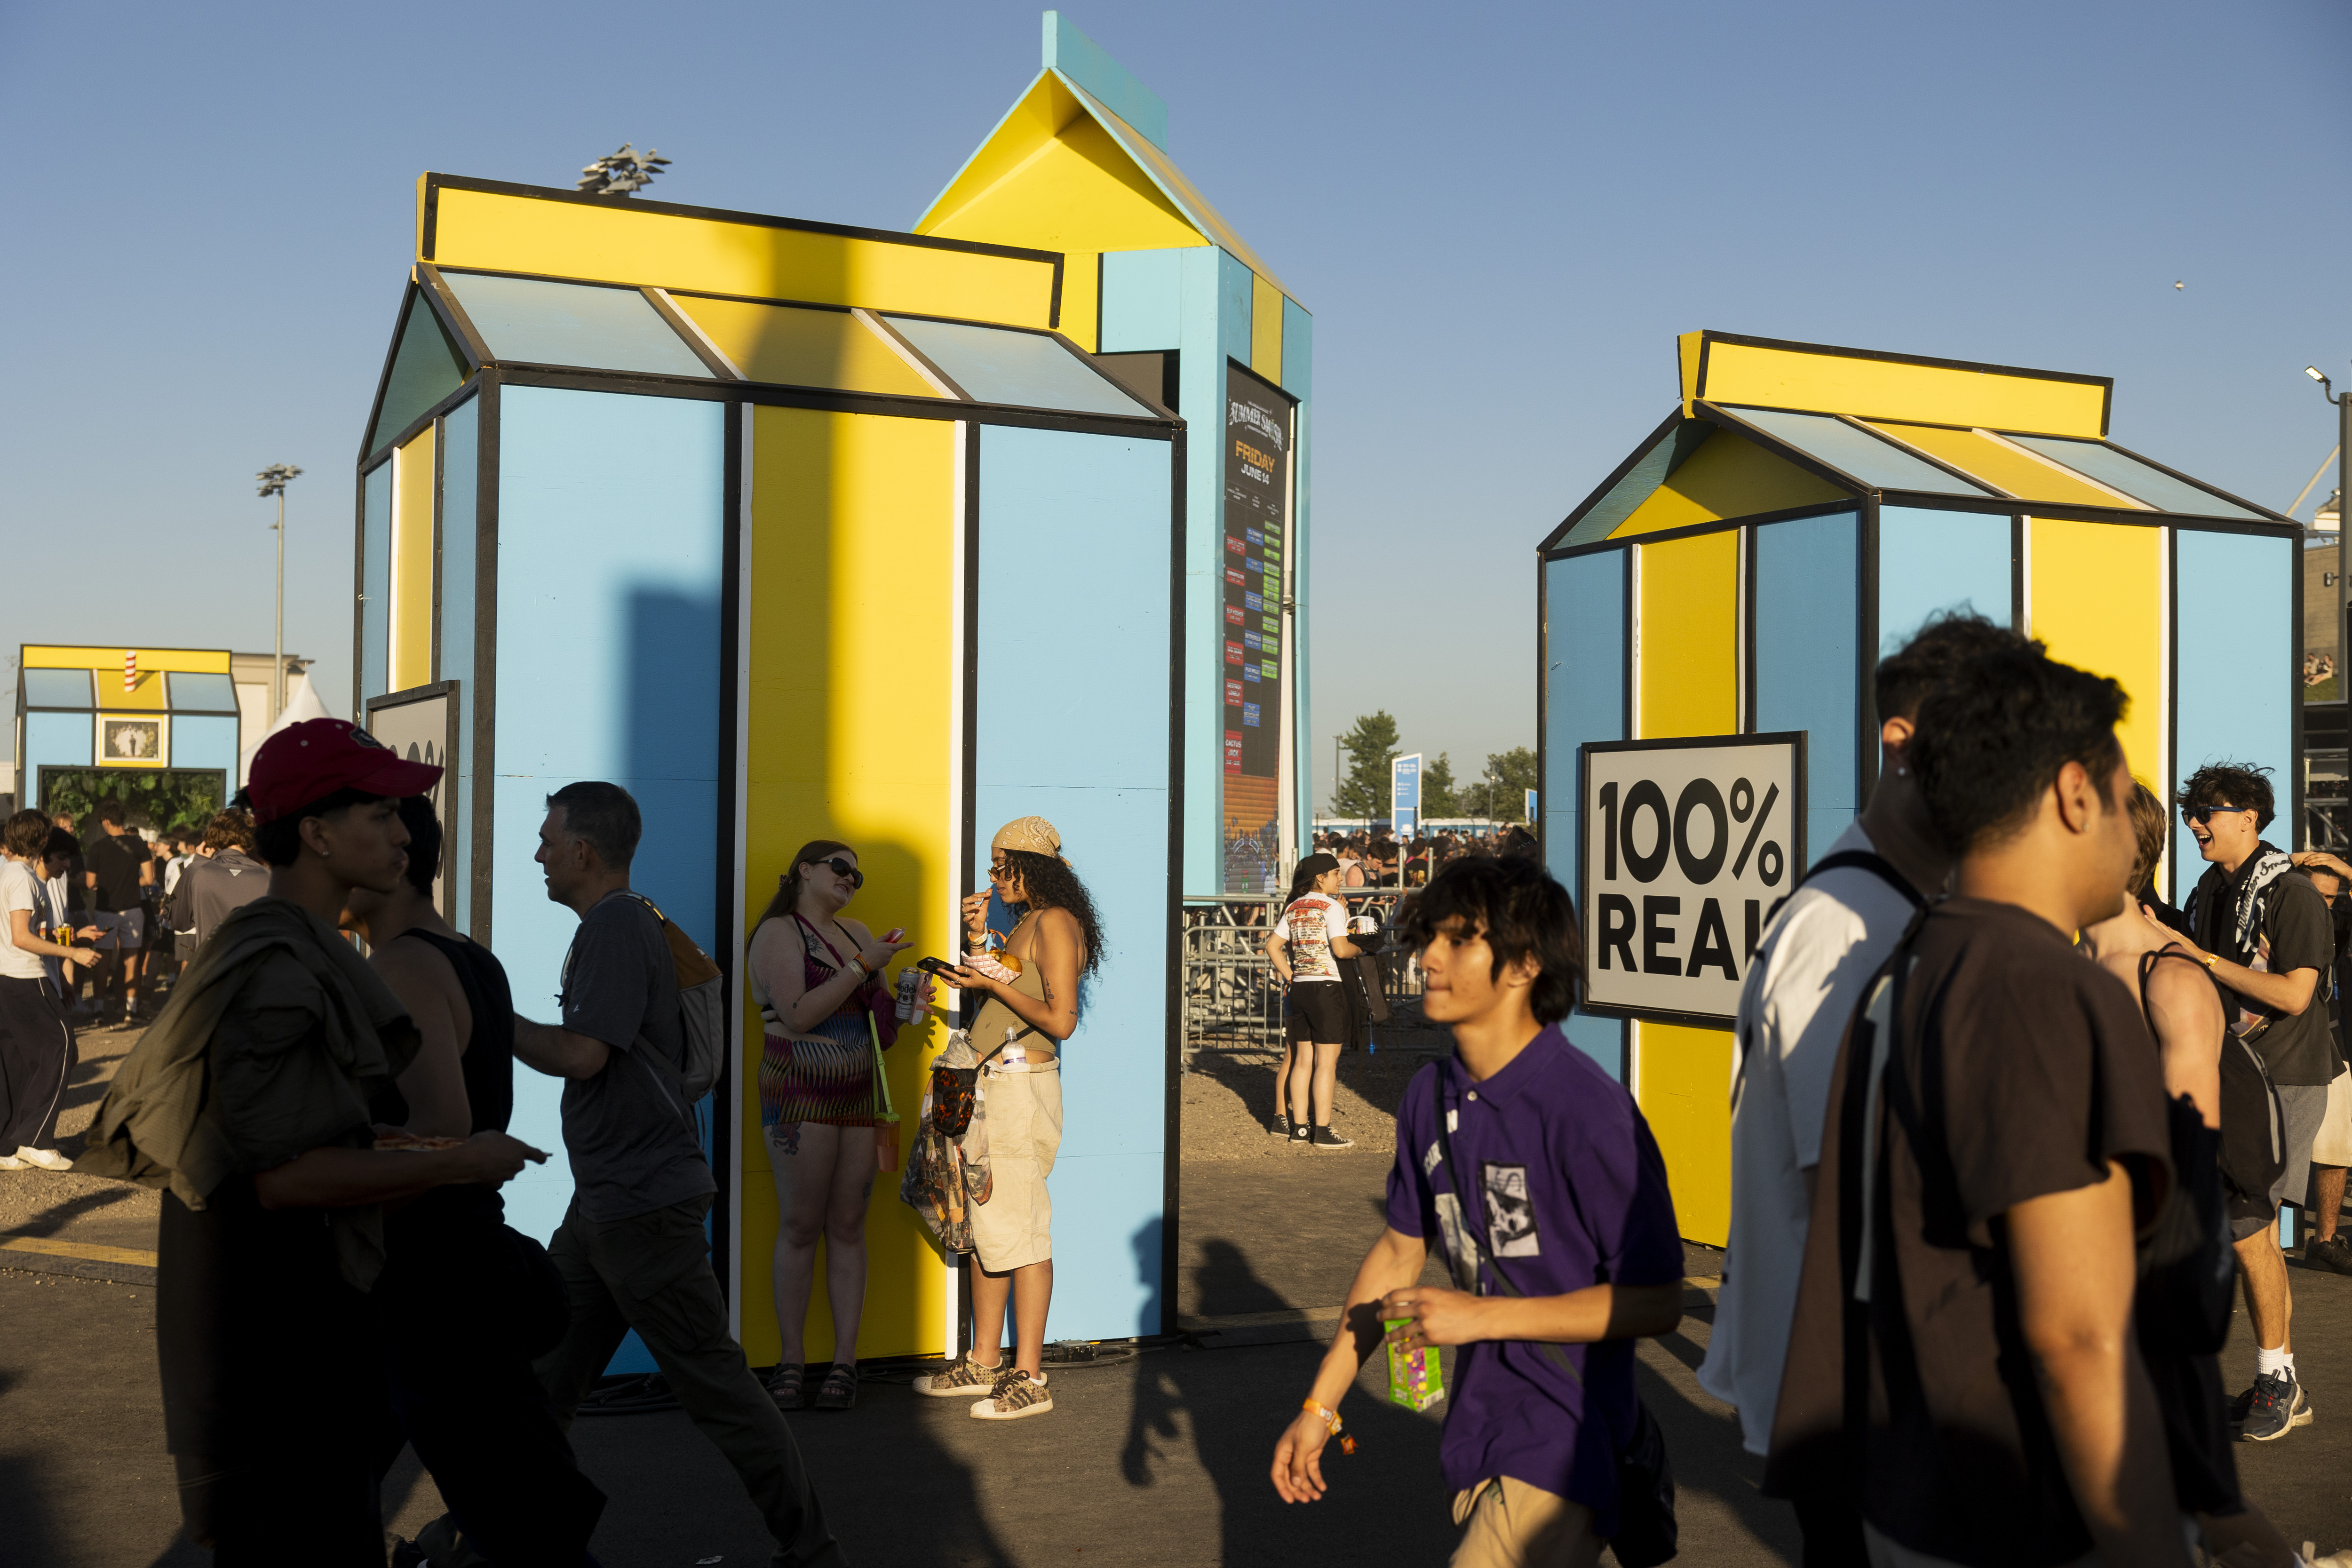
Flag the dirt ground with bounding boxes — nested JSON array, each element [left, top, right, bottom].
[[0, 1021, 158, 1242], [1181, 1039, 1448, 1161]]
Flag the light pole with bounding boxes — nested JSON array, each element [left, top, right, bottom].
[[256, 464, 302, 720]]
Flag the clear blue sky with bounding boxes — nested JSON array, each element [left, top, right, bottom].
[[4, 0, 2346, 807]]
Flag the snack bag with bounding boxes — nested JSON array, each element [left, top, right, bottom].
[[1384, 1321, 1446, 1411]]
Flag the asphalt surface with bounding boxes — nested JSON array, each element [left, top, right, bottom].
[[6, 1083, 2352, 1564]]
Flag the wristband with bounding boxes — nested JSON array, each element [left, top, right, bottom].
[[2199, 952, 2219, 971], [1302, 1398, 1356, 1453], [847, 955, 869, 981]]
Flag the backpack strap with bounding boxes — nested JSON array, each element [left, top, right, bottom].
[[1762, 849, 1925, 929]]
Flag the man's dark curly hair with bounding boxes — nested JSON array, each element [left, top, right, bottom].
[[1394, 853, 1582, 1024], [2176, 762, 2275, 831], [1875, 612, 2034, 721], [1909, 644, 2127, 855], [1001, 850, 1104, 980]]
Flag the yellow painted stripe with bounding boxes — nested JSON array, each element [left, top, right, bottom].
[[1, 1235, 157, 1267], [1610, 429, 1844, 538], [1630, 1022, 1735, 1247], [1866, 422, 2131, 509], [1251, 273, 1282, 383], [1636, 529, 1739, 738], [1698, 339, 2107, 438], [390, 426, 437, 692], [23, 646, 230, 674]]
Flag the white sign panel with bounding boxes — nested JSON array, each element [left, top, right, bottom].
[[366, 681, 461, 918], [1580, 732, 1805, 1024]]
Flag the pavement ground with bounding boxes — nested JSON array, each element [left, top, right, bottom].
[[5, 1035, 2352, 1565]]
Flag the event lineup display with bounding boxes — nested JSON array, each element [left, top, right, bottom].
[[1222, 363, 1295, 890], [1580, 734, 1805, 1023]]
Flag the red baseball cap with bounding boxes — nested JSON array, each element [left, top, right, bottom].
[[247, 718, 444, 824]]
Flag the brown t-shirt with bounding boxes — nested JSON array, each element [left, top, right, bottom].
[[1763, 898, 2172, 1568]]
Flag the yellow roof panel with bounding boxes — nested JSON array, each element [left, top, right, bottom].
[[1864, 422, 2146, 509], [24, 646, 230, 674], [1681, 332, 2108, 438], [675, 297, 943, 398]]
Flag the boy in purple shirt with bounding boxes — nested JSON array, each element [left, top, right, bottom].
[[1271, 855, 1685, 1564]]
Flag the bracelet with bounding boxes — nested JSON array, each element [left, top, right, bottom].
[[846, 955, 869, 981], [1302, 1398, 1356, 1453], [2200, 952, 2219, 971]]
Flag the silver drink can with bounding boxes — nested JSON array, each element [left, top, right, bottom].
[[894, 966, 922, 1022]]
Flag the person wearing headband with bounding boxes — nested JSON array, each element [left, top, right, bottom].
[[917, 816, 1103, 1420]]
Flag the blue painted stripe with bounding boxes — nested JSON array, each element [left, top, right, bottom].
[[440, 396, 479, 933], [976, 423, 1174, 1340], [1878, 504, 2010, 653], [1756, 510, 1861, 856], [1099, 249, 1184, 351], [170, 716, 239, 774], [1544, 551, 1629, 1078], [2175, 530, 2293, 900], [24, 712, 93, 782], [362, 462, 392, 704]]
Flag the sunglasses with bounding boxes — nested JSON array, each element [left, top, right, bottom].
[[811, 856, 863, 889], [988, 862, 1014, 882], [2181, 805, 2251, 825]]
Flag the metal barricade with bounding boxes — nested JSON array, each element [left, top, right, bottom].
[[1180, 889, 1430, 1062]]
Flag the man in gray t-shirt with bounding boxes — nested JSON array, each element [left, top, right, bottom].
[[514, 781, 841, 1567], [554, 890, 711, 1220]]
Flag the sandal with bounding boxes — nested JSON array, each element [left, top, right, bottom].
[[766, 1362, 807, 1410], [813, 1362, 859, 1411]]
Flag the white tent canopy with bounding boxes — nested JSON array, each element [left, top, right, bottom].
[[236, 671, 329, 786]]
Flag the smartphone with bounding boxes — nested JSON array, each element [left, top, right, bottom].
[[913, 955, 959, 977]]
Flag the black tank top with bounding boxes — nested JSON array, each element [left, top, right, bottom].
[[368, 928, 516, 1134]]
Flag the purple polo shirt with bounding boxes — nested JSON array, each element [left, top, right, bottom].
[[1386, 1026, 1683, 1532]]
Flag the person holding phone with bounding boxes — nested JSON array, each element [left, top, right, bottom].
[[747, 838, 925, 1412], [916, 815, 1102, 1420]]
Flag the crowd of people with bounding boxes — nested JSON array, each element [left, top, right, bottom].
[[1310, 824, 1541, 891], [1272, 615, 2352, 1568], [0, 715, 1106, 1565]]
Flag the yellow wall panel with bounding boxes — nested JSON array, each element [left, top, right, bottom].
[[26, 646, 229, 673], [429, 184, 1058, 329], [1250, 273, 1282, 383], [1637, 529, 1740, 738], [920, 111, 1205, 257], [390, 426, 436, 692], [1632, 1021, 1734, 1246], [1061, 252, 1100, 352], [1867, 422, 2138, 510], [740, 405, 959, 1363], [2026, 517, 2164, 791], [1695, 338, 2106, 438], [1611, 430, 1845, 538]]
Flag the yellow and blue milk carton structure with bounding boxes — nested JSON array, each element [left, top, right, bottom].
[[1538, 332, 2298, 1244], [920, 12, 1314, 894], [352, 168, 1187, 1365]]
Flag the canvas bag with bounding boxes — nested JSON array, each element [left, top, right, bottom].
[[622, 892, 725, 1101]]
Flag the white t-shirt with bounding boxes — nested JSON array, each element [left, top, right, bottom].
[[1695, 822, 1922, 1455], [1274, 892, 1348, 981], [0, 859, 51, 982]]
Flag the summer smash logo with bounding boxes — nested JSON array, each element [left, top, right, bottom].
[[1228, 400, 1287, 452]]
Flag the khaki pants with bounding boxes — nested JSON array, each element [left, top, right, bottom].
[[1449, 1477, 1602, 1568]]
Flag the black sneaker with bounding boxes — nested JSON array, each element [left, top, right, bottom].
[[1287, 1122, 1311, 1146], [2240, 1371, 2312, 1441], [1309, 1125, 1354, 1150], [1269, 1114, 1291, 1138], [2306, 1235, 2352, 1275]]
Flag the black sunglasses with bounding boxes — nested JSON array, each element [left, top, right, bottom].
[[2181, 805, 2250, 825], [810, 856, 863, 889]]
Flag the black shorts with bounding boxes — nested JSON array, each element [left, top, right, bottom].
[[1285, 981, 1348, 1044]]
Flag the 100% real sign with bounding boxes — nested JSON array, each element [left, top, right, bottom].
[[1580, 734, 1804, 1022]]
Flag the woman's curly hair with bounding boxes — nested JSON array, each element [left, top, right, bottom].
[[1001, 849, 1104, 981]]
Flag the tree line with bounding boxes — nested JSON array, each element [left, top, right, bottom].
[[1326, 711, 1537, 824]]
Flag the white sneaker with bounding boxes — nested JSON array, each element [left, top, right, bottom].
[[14, 1148, 72, 1171], [0, 1155, 25, 1170]]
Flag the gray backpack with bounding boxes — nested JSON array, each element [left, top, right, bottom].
[[624, 893, 726, 1103]]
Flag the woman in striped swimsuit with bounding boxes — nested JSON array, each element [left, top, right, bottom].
[[748, 839, 921, 1411]]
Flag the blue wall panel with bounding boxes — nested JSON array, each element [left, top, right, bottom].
[[491, 387, 726, 1271], [2176, 530, 2293, 890], [976, 423, 1175, 1339], [1543, 550, 1627, 1075], [170, 716, 239, 775], [25, 713, 93, 791], [362, 461, 392, 705], [1099, 248, 1185, 351], [440, 396, 479, 933], [1878, 505, 2010, 653], [1756, 511, 1861, 862]]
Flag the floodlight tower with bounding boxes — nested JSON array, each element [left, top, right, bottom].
[[257, 463, 302, 720]]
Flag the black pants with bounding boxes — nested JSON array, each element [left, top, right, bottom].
[[537, 1195, 843, 1568], [375, 1201, 606, 1567], [0, 974, 72, 1149], [1793, 1494, 1869, 1568]]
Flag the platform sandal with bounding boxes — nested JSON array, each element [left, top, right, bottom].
[[766, 1362, 807, 1410], [813, 1362, 860, 1411]]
